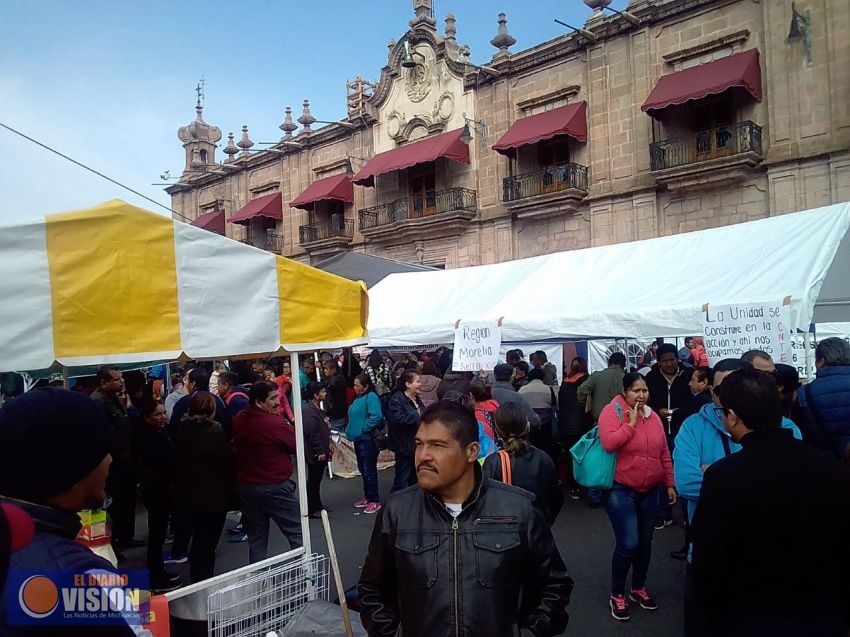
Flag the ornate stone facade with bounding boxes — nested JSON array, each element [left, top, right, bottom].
[[166, 0, 850, 269]]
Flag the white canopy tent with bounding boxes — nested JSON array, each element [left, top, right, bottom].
[[367, 202, 850, 347]]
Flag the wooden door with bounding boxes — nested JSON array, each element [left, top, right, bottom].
[[409, 167, 436, 218], [537, 139, 570, 193]]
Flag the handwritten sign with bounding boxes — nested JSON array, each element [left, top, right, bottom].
[[702, 301, 792, 365], [452, 321, 502, 372]]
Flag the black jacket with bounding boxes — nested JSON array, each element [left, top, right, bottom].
[[323, 373, 348, 420], [386, 391, 424, 456], [131, 420, 176, 503], [558, 374, 591, 438], [482, 447, 564, 525], [644, 364, 692, 433], [173, 415, 238, 513], [91, 389, 134, 480], [358, 465, 572, 637], [691, 428, 850, 632], [303, 402, 332, 464]]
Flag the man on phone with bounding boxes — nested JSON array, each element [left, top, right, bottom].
[[91, 366, 141, 550], [645, 344, 692, 528]]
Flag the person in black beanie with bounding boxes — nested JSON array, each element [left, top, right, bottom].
[[0, 387, 136, 636]]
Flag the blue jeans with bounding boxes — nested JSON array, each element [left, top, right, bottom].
[[354, 439, 380, 503], [391, 454, 417, 493], [604, 482, 662, 595], [239, 480, 303, 564]]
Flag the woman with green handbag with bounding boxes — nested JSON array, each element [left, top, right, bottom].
[[598, 373, 676, 623]]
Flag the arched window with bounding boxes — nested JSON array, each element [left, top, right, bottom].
[[199, 149, 208, 165]]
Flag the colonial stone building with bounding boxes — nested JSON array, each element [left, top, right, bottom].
[[166, 0, 850, 271]]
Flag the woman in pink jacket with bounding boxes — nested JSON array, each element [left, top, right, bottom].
[[598, 372, 677, 623]]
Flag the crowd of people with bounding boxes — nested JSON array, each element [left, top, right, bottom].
[[1, 336, 849, 636]]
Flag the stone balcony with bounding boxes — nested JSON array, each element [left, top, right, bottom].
[[649, 121, 764, 192], [358, 187, 477, 243], [298, 218, 354, 258], [501, 162, 589, 220]]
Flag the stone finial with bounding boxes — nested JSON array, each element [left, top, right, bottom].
[[237, 125, 254, 157], [444, 13, 458, 58], [297, 99, 316, 134], [279, 106, 298, 139], [585, 0, 612, 11], [223, 132, 239, 163], [458, 44, 472, 65], [409, 0, 436, 31], [445, 13, 457, 42], [490, 13, 516, 54]]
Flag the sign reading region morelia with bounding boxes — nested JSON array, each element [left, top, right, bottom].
[[452, 320, 502, 372], [701, 300, 792, 365]]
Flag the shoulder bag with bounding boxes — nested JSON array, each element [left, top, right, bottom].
[[569, 401, 619, 490], [498, 450, 512, 485]]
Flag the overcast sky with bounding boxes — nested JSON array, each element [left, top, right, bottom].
[[0, 0, 625, 224]]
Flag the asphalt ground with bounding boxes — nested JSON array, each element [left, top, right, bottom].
[[122, 467, 687, 636]]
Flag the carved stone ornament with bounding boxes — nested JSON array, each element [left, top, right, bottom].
[[404, 47, 432, 103], [432, 91, 455, 122], [386, 111, 406, 139]]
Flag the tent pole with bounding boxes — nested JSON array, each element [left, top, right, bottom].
[[290, 351, 312, 557], [803, 330, 813, 382], [62, 366, 70, 390]]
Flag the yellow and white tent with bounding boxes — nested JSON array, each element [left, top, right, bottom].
[[0, 199, 368, 372]]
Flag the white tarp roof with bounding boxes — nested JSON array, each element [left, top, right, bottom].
[[367, 202, 850, 347]]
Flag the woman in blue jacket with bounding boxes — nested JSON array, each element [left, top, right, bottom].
[[346, 374, 383, 515]]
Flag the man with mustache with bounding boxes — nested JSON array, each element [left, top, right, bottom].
[[358, 400, 572, 637]]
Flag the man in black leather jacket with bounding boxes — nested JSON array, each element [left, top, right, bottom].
[[358, 400, 572, 637]]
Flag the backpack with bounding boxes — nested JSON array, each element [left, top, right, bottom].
[[569, 401, 619, 490]]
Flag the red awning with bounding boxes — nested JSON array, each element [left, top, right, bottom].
[[229, 192, 283, 226], [290, 174, 354, 210], [492, 101, 587, 157], [191, 210, 225, 234], [352, 128, 469, 187], [642, 49, 762, 117]]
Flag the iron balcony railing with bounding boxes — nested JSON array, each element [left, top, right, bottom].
[[359, 187, 477, 231], [239, 230, 282, 252], [650, 121, 763, 171], [502, 162, 589, 202], [299, 218, 354, 245]]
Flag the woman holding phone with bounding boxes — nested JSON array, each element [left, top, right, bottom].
[[597, 373, 676, 623]]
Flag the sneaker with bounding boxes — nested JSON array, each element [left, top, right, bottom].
[[226, 523, 244, 535], [354, 498, 369, 508], [151, 573, 181, 593], [629, 588, 658, 611], [654, 518, 673, 530], [364, 503, 381, 514], [227, 532, 247, 543], [568, 488, 581, 500], [670, 547, 689, 561], [163, 553, 188, 565], [609, 595, 630, 621]]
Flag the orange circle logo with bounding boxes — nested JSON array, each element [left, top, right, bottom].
[[18, 576, 59, 619]]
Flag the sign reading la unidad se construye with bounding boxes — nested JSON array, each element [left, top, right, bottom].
[[452, 320, 502, 372], [701, 300, 791, 365]]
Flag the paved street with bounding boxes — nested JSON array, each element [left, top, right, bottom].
[[125, 467, 687, 636]]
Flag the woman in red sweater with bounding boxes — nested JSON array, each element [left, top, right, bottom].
[[598, 372, 677, 622]]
